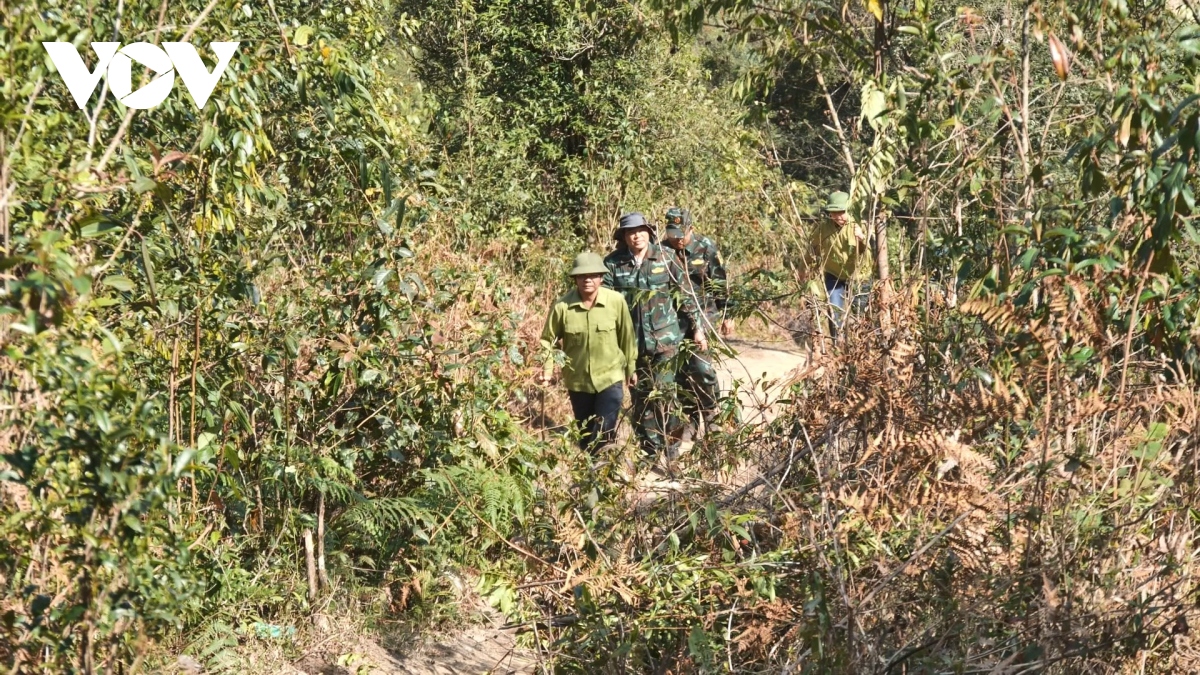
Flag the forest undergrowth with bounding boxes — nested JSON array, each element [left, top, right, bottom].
[[4, 0, 1200, 673]]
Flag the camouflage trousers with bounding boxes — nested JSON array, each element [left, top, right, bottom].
[[631, 351, 681, 458], [677, 340, 720, 425]]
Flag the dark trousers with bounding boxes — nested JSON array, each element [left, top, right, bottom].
[[567, 382, 624, 453]]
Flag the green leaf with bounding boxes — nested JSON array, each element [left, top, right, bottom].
[[103, 275, 135, 292], [295, 25, 314, 47], [173, 448, 196, 477], [133, 176, 158, 194], [861, 86, 887, 130], [79, 217, 122, 238], [1147, 422, 1169, 442], [71, 275, 92, 295], [199, 124, 217, 151], [1043, 228, 1080, 241], [140, 239, 158, 304]]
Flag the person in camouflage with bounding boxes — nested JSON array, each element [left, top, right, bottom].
[[603, 212, 703, 459], [662, 207, 727, 430]]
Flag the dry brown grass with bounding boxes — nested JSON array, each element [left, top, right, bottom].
[[488, 270, 1200, 673]]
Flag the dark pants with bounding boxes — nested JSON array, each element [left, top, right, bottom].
[[567, 382, 624, 453]]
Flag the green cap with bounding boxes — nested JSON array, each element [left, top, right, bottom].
[[664, 207, 690, 238], [568, 251, 607, 277], [824, 191, 850, 213]]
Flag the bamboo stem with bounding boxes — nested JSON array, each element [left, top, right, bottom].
[[317, 492, 329, 589], [303, 528, 318, 603], [189, 311, 200, 505]]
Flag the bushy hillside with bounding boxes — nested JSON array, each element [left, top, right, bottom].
[[3, 0, 1200, 672]]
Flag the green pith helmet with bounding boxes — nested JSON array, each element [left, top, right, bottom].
[[613, 212, 655, 241], [664, 207, 691, 238], [568, 251, 608, 277], [824, 191, 850, 213]]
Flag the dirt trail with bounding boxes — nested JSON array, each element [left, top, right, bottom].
[[316, 339, 807, 675], [715, 338, 808, 425], [634, 338, 808, 503], [351, 625, 535, 675]]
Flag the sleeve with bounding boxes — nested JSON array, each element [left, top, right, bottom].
[[803, 224, 822, 277], [671, 255, 701, 331], [616, 296, 637, 377], [858, 219, 877, 272], [539, 302, 561, 381], [707, 241, 729, 312], [602, 259, 616, 289]]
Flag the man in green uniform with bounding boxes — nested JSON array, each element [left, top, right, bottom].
[[603, 212, 702, 459], [811, 191, 870, 338], [662, 207, 727, 430], [540, 252, 638, 453]]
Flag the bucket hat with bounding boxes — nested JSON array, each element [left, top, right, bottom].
[[824, 191, 850, 213], [568, 251, 608, 276], [613, 212, 655, 241]]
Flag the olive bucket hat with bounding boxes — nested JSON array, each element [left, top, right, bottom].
[[568, 251, 608, 277], [824, 191, 851, 213], [664, 207, 692, 238], [613, 211, 655, 241]]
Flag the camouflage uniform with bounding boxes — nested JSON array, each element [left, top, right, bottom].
[[672, 231, 726, 425], [603, 240, 699, 457]]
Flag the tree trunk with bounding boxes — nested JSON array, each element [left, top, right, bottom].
[[872, 0, 893, 305]]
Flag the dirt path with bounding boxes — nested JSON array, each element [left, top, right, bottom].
[[352, 625, 535, 675], [715, 338, 808, 426], [316, 340, 808, 675], [634, 338, 808, 502]]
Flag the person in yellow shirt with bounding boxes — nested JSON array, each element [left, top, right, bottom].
[[811, 190, 871, 338], [539, 252, 638, 453]]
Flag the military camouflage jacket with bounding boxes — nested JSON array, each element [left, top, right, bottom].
[[674, 233, 728, 331], [603, 244, 699, 357]]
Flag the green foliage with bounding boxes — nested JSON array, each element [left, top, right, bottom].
[[1, 0, 537, 670], [6, 0, 1200, 671], [1, 358, 192, 664], [401, 0, 785, 243]]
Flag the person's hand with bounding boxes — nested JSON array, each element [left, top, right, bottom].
[[627, 373, 638, 388], [538, 373, 552, 386], [853, 224, 866, 242], [694, 330, 708, 352], [720, 319, 735, 337]]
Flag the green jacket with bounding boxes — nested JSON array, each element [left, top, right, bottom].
[[540, 287, 637, 393], [603, 244, 699, 357], [674, 233, 728, 333], [812, 216, 871, 282]]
